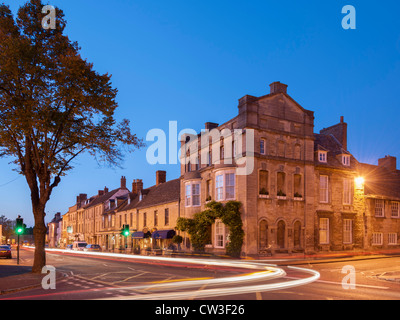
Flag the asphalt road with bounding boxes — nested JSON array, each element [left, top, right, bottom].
[[1, 248, 400, 301]]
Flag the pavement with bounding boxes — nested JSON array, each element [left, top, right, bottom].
[[1, 247, 400, 296], [0, 250, 65, 296]]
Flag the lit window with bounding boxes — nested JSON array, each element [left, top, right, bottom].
[[319, 218, 329, 244], [318, 151, 327, 163], [214, 219, 229, 248]]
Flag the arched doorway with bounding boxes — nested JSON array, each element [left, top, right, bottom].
[[259, 220, 268, 250], [277, 220, 285, 248]]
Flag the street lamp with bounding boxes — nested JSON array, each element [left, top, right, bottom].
[[355, 176, 365, 189]]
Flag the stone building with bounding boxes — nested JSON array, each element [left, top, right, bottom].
[[60, 81, 399, 257], [61, 172, 181, 253], [179, 81, 400, 257], [47, 212, 62, 248], [180, 81, 316, 256], [61, 176, 130, 248], [358, 156, 400, 250]]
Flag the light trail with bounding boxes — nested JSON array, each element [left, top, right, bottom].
[[101, 266, 320, 300], [28, 247, 320, 300]]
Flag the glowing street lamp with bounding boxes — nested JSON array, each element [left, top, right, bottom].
[[355, 176, 365, 189]]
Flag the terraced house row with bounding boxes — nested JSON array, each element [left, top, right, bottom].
[[54, 81, 400, 257]]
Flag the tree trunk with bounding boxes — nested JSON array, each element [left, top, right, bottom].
[[32, 207, 47, 274]]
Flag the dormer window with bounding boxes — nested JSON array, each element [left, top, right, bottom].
[[318, 151, 327, 163], [342, 154, 350, 166]]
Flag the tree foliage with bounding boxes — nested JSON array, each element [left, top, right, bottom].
[[0, 0, 143, 272], [176, 201, 244, 257]]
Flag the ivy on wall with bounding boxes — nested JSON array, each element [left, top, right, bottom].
[[176, 201, 244, 257]]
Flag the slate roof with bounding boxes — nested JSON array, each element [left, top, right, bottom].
[[115, 178, 180, 213], [83, 188, 124, 209], [314, 133, 355, 169], [136, 178, 180, 209]]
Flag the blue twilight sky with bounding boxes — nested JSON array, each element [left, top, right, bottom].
[[1, 0, 399, 227]]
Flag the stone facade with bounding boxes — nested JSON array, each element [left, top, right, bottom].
[[179, 81, 400, 257], [60, 81, 400, 257]]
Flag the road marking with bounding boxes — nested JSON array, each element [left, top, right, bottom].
[[255, 292, 262, 300], [113, 272, 148, 284], [151, 277, 212, 284]]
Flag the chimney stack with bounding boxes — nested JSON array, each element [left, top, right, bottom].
[[132, 179, 143, 194], [205, 122, 219, 131], [378, 155, 397, 172], [269, 81, 288, 94], [156, 170, 166, 185], [76, 194, 87, 206], [120, 176, 127, 189], [320, 116, 348, 150]]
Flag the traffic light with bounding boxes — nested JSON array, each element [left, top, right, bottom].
[[121, 224, 130, 237], [15, 216, 25, 235]]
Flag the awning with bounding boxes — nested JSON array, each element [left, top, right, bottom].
[[132, 231, 144, 239], [152, 230, 176, 239]]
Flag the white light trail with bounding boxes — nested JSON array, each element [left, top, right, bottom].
[[30, 247, 320, 299]]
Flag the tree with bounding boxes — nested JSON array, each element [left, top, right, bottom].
[[0, 1, 143, 273]]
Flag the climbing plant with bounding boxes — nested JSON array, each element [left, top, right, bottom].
[[176, 201, 244, 257]]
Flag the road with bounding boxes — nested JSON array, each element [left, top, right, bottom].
[[1, 248, 400, 301]]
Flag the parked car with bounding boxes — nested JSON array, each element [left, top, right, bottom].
[[72, 241, 88, 251], [66, 244, 73, 250], [0, 245, 12, 259], [84, 244, 101, 252]]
